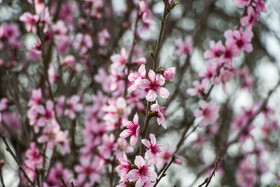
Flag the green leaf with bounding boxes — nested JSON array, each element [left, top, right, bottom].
[[170, 2, 179, 11], [148, 45, 153, 52]]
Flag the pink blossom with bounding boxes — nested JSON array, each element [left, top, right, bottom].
[[138, 1, 153, 30], [139, 70, 169, 101], [127, 156, 157, 187], [204, 40, 225, 61], [187, 79, 208, 96], [19, 12, 39, 33], [240, 6, 259, 28], [52, 20, 68, 39], [0, 98, 9, 111], [236, 158, 256, 187], [238, 67, 254, 91], [74, 156, 103, 186], [115, 138, 134, 159], [98, 28, 110, 46], [109, 67, 126, 94], [225, 28, 253, 54], [110, 48, 128, 70], [214, 67, 236, 92], [61, 55, 75, 67], [141, 134, 161, 164], [28, 89, 42, 108], [158, 145, 174, 169], [94, 68, 111, 93], [46, 162, 71, 186], [173, 37, 193, 58], [221, 43, 239, 63], [25, 142, 43, 168], [128, 64, 146, 92], [73, 33, 93, 54], [120, 113, 140, 146], [59, 1, 77, 24], [64, 95, 83, 119], [162, 67, 176, 81], [85, 91, 108, 119], [56, 35, 72, 54], [36, 100, 55, 126], [56, 130, 70, 155], [27, 0, 45, 14], [0, 23, 21, 47], [231, 102, 260, 130], [150, 101, 167, 129], [28, 42, 42, 61], [252, 0, 266, 13], [239, 125, 254, 142], [116, 153, 131, 182], [0, 112, 22, 137], [199, 61, 219, 81], [103, 97, 130, 130], [194, 100, 219, 126], [38, 121, 66, 150], [98, 134, 116, 159], [261, 120, 278, 138]]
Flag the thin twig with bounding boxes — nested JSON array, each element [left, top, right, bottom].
[[198, 156, 220, 187], [35, 168, 41, 187], [71, 181, 75, 187], [139, 0, 170, 156], [154, 155, 175, 187], [157, 117, 195, 177], [0, 136, 35, 187], [0, 165, 5, 187], [58, 174, 67, 187]]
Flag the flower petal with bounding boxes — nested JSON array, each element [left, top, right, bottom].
[[157, 87, 169, 99]]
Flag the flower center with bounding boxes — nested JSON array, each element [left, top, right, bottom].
[[150, 144, 161, 154], [139, 166, 148, 176], [236, 39, 244, 48], [149, 81, 159, 90]]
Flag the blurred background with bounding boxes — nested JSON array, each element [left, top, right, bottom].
[[0, 0, 280, 186]]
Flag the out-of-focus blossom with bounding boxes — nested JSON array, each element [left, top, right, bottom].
[[194, 100, 219, 126], [173, 37, 193, 58], [19, 12, 39, 33]]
